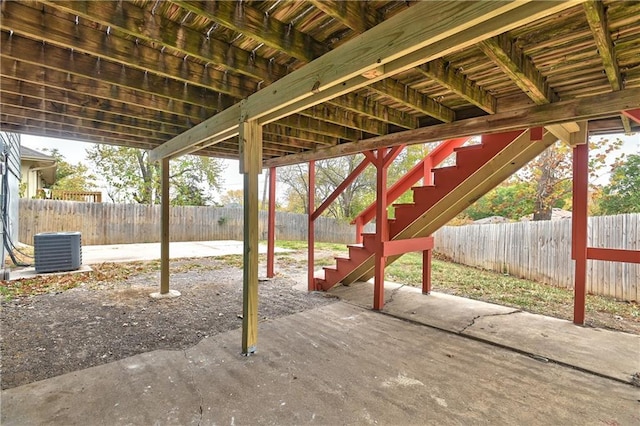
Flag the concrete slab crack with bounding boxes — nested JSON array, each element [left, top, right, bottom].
[[459, 309, 522, 334], [183, 349, 204, 426], [384, 284, 406, 307]]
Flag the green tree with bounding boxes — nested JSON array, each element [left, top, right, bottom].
[[220, 189, 243, 207], [464, 180, 536, 220], [43, 148, 96, 192], [493, 136, 622, 220], [598, 154, 640, 215], [86, 145, 224, 205], [279, 155, 375, 219]]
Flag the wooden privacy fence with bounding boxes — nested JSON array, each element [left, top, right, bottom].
[[434, 214, 639, 301], [19, 199, 370, 246]]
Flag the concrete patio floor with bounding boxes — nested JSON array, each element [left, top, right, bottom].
[[2, 282, 639, 425]]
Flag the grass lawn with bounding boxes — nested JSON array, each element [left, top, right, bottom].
[[274, 241, 639, 326]]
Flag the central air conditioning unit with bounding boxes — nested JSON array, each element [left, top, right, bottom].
[[34, 232, 82, 273]]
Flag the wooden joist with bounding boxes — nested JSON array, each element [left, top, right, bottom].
[[583, 0, 632, 134], [369, 80, 455, 123], [0, 2, 256, 98], [0, 32, 228, 115], [151, 1, 582, 161], [172, 0, 328, 63], [479, 34, 556, 104], [416, 58, 497, 114], [263, 87, 640, 167], [42, 0, 283, 83], [308, 0, 378, 33]]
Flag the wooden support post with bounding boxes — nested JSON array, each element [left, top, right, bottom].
[[240, 119, 262, 355], [355, 217, 364, 244], [267, 167, 276, 278], [308, 160, 316, 291], [423, 157, 433, 185], [373, 149, 388, 310], [571, 124, 588, 325], [423, 248, 432, 295], [160, 157, 170, 294]]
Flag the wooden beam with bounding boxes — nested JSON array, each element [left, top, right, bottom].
[[263, 87, 640, 167], [0, 2, 256, 99], [308, 0, 378, 33], [583, 1, 622, 91], [416, 58, 497, 113], [40, 1, 423, 132], [172, 0, 328, 63], [369, 80, 455, 123], [151, 103, 241, 161], [153, 1, 581, 160], [478, 32, 583, 142], [478, 34, 556, 104], [583, 0, 631, 134], [243, 1, 546, 122], [255, 1, 580, 126], [240, 119, 262, 355], [41, 0, 282, 83]]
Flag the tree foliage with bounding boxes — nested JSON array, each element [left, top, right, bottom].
[[463, 137, 624, 221], [598, 154, 640, 215], [43, 148, 96, 192], [220, 189, 244, 207], [86, 145, 224, 205], [279, 155, 376, 219]]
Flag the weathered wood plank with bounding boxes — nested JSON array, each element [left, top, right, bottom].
[[299, 105, 387, 135], [479, 34, 556, 104], [173, 0, 328, 63], [434, 214, 639, 301]]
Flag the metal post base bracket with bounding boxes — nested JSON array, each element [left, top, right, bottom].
[[242, 346, 257, 356]]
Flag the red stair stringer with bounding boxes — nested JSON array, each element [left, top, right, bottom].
[[314, 129, 557, 290]]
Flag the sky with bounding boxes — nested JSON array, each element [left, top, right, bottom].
[[20, 131, 640, 203]]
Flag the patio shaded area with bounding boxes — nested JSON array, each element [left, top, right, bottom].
[[2, 291, 638, 425]]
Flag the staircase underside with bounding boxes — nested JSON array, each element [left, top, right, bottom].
[[315, 129, 558, 291]]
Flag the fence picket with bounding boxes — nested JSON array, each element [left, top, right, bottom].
[[434, 215, 639, 301], [19, 199, 373, 247]]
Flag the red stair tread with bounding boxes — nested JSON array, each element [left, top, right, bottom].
[[316, 131, 527, 290]]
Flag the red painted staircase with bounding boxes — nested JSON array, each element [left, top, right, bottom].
[[314, 128, 556, 291]]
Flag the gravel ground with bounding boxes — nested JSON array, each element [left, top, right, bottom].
[[0, 257, 336, 390]]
